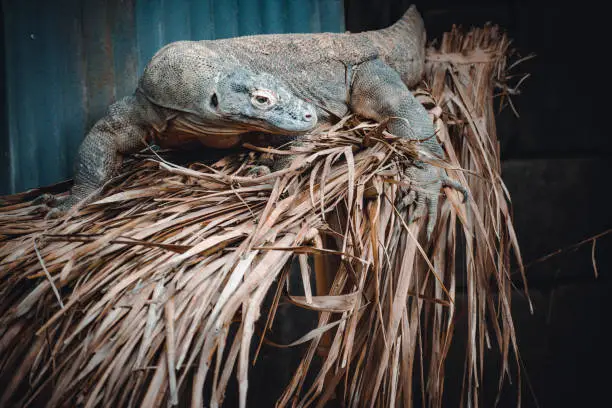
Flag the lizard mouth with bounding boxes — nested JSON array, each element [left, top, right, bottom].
[[245, 120, 315, 135], [172, 114, 315, 139], [216, 110, 317, 135]]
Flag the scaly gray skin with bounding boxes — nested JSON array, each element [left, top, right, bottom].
[[46, 5, 466, 237]]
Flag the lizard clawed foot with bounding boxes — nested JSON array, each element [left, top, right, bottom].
[[32, 193, 57, 206], [33, 194, 75, 220], [400, 161, 469, 239]]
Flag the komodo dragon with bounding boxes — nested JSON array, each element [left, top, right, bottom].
[[44, 5, 467, 237]]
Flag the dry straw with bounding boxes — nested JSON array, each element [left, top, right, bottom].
[[0, 25, 529, 407]]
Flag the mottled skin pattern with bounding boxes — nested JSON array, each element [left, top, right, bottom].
[[47, 5, 466, 236]]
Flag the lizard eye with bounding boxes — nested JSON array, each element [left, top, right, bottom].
[[251, 89, 277, 110]]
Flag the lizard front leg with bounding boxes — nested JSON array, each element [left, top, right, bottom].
[[44, 94, 161, 217], [350, 59, 467, 238]]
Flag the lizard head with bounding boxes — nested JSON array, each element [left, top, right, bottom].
[[211, 69, 318, 134]]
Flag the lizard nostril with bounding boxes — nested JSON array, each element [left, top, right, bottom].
[[304, 113, 312, 120]]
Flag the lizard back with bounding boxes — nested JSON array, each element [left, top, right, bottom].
[[139, 6, 426, 122]]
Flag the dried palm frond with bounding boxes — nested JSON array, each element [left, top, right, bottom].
[[0, 25, 528, 407]]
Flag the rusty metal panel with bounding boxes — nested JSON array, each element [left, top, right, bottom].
[[1, 0, 345, 194]]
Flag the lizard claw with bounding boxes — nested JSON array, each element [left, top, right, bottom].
[[401, 161, 468, 239]]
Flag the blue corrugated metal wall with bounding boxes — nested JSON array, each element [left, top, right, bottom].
[[1, 0, 344, 194]]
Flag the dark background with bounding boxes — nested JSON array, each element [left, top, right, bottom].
[[343, 0, 612, 407]]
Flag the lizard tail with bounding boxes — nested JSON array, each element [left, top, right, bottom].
[[376, 5, 427, 87], [390, 5, 426, 36]]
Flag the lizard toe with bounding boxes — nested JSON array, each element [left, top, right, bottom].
[[407, 193, 428, 224], [425, 192, 440, 239], [442, 175, 469, 203], [398, 189, 417, 211]]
